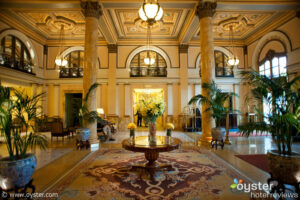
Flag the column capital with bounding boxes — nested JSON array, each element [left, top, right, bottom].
[[196, 1, 217, 19], [81, 0, 103, 18], [179, 44, 189, 54], [108, 44, 118, 53]]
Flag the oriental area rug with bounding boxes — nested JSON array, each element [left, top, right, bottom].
[[46, 148, 253, 200]]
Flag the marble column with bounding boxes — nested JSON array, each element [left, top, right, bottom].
[[124, 84, 131, 118], [81, 0, 102, 148], [179, 44, 189, 113], [107, 44, 117, 117], [53, 84, 60, 116], [167, 83, 173, 116], [196, 1, 217, 143]]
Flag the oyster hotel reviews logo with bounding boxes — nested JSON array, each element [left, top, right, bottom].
[[230, 178, 298, 199]]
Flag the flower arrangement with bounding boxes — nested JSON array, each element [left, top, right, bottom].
[[165, 123, 175, 130], [135, 98, 166, 123], [127, 123, 137, 130]]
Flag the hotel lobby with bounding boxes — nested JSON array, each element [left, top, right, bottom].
[[0, 0, 300, 199]]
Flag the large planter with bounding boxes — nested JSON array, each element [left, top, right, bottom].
[[76, 128, 90, 142], [211, 127, 226, 141], [267, 149, 300, 185], [0, 154, 36, 190]]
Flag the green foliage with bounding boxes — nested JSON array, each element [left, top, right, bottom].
[[75, 83, 102, 127], [238, 70, 300, 155], [188, 81, 238, 127], [0, 85, 48, 161]]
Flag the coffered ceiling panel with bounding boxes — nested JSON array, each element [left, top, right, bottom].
[[107, 8, 191, 39], [192, 11, 282, 41], [7, 10, 103, 40]]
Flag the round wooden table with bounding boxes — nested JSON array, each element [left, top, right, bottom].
[[122, 136, 182, 180]]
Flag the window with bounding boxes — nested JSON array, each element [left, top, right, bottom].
[[197, 50, 234, 77], [0, 35, 34, 74], [259, 50, 287, 78], [130, 50, 167, 77], [59, 50, 84, 78], [258, 50, 287, 123]]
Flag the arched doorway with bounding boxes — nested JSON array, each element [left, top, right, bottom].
[[133, 88, 164, 130]]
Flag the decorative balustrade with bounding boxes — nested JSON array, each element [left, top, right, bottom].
[[130, 67, 167, 77], [0, 53, 35, 75], [59, 67, 83, 78]]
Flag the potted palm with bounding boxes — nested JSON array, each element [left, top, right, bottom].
[[0, 85, 48, 190], [74, 83, 102, 142], [188, 81, 238, 142], [238, 71, 300, 186]]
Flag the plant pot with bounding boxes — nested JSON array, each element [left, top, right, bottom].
[[76, 128, 90, 142], [211, 127, 226, 141], [266, 149, 300, 185], [166, 129, 172, 137], [0, 154, 36, 190]]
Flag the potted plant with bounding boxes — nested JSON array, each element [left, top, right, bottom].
[[188, 81, 238, 142], [238, 70, 300, 186], [127, 123, 137, 138], [0, 85, 48, 190], [165, 123, 175, 137], [74, 83, 102, 142]]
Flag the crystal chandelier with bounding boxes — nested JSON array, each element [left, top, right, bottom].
[[227, 25, 239, 66], [138, 0, 163, 26], [55, 25, 68, 67]]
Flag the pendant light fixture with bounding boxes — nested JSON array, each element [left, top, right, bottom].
[[227, 25, 239, 66], [138, 0, 163, 66], [55, 25, 68, 67], [138, 0, 163, 26], [144, 25, 155, 66]]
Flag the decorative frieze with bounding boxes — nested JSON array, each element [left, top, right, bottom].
[[196, 1, 217, 19], [81, 0, 103, 18]]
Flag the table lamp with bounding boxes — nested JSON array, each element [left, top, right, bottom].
[[97, 108, 105, 119]]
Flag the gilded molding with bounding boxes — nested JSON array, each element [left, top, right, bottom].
[[80, 1, 103, 18], [196, 1, 217, 19]]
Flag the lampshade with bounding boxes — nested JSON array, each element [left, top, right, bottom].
[[97, 108, 104, 115], [144, 57, 155, 65], [228, 57, 239, 66], [55, 56, 68, 66], [138, 0, 163, 25]]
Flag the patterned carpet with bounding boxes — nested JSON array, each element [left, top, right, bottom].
[[46, 148, 252, 200]]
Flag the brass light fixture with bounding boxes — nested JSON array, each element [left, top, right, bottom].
[[138, 0, 163, 66], [138, 0, 163, 26], [55, 25, 68, 67], [227, 25, 239, 66]]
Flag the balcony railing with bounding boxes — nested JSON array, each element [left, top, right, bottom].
[[215, 67, 234, 77], [59, 67, 83, 78], [130, 67, 167, 77], [0, 54, 35, 75]]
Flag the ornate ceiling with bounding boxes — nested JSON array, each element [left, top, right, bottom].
[[0, 0, 298, 45], [107, 8, 191, 39], [8, 10, 103, 39], [193, 11, 279, 40]]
